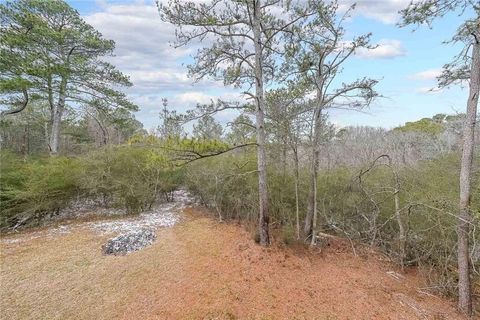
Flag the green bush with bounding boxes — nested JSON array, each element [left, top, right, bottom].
[[0, 145, 185, 228], [0, 152, 82, 228], [78, 146, 183, 214]]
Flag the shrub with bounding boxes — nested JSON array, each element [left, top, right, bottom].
[[0, 145, 185, 228], [78, 146, 183, 214], [185, 152, 259, 221], [0, 152, 82, 228]]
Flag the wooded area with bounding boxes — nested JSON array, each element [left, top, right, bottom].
[[0, 0, 479, 317]]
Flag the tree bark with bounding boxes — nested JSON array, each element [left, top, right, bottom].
[[49, 76, 67, 156], [253, 0, 270, 246], [49, 106, 63, 155], [310, 167, 318, 246], [310, 108, 322, 245], [457, 27, 479, 317], [305, 106, 322, 239], [43, 121, 50, 152]]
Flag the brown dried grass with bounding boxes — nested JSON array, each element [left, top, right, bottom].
[[0, 208, 465, 319]]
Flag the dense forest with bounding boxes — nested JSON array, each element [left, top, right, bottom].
[[0, 0, 479, 318]]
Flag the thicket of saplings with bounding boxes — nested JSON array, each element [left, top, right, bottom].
[[0, 138, 478, 298]]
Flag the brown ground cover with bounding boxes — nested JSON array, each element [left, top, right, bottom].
[[0, 208, 466, 319]]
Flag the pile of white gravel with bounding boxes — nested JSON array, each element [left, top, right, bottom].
[[88, 202, 180, 235]]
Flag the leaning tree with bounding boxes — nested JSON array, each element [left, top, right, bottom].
[[0, 0, 137, 155]]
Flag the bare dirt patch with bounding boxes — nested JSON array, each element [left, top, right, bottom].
[[0, 208, 465, 319]]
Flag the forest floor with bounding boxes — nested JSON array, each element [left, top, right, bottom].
[[0, 203, 468, 319]]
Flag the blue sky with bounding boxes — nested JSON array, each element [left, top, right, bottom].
[[66, 0, 472, 130]]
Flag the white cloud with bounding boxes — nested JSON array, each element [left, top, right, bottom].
[[82, 1, 240, 130], [81, 0, 411, 130], [410, 68, 442, 81], [84, 1, 218, 94], [85, 3, 181, 67], [339, 0, 414, 24], [356, 39, 406, 59], [176, 91, 214, 105], [174, 91, 245, 106]]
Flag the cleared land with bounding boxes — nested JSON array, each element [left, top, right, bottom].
[[0, 208, 465, 320]]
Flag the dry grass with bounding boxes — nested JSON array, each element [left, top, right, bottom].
[[0, 208, 465, 319]]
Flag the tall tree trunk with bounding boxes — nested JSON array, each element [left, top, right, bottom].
[[305, 176, 314, 236], [310, 165, 318, 247], [253, 0, 270, 246], [305, 107, 322, 239], [457, 29, 479, 317], [49, 77, 67, 156]]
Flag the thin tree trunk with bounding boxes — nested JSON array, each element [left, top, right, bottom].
[[305, 107, 322, 239], [305, 172, 314, 236], [457, 28, 479, 317], [253, 0, 270, 246], [310, 167, 318, 246], [392, 161, 405, 269], [293, 147, 300, 240], [44, 121, 50, 152]]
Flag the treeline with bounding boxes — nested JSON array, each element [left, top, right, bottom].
[[0, 103, 144, 156]]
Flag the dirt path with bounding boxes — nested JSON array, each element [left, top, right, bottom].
[[0, 208, 465, 320]]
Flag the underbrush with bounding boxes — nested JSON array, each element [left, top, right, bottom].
[[0, 147, 183, 229], [1, 144, 479, 299], [184, 151, 480, 298]]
